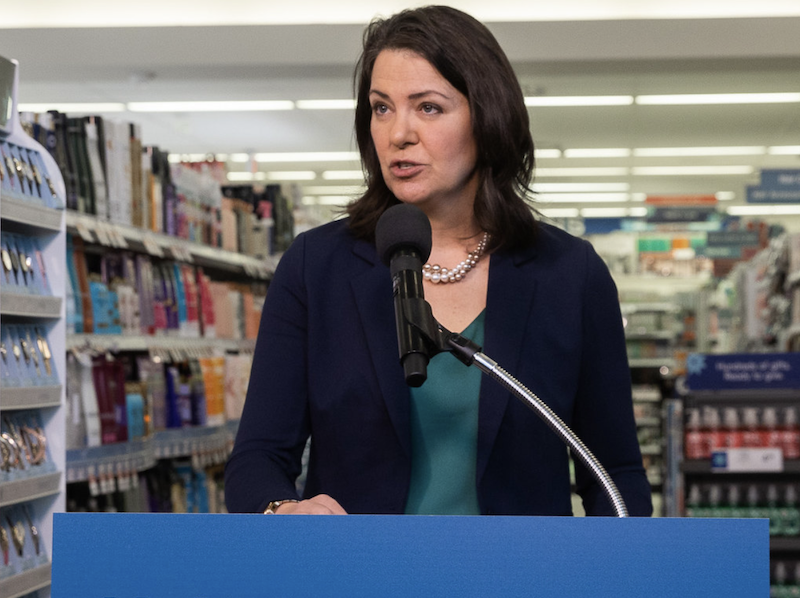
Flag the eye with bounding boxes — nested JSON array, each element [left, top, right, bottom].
[[421, 103, 441, 114], [371, 103, 389, 115]]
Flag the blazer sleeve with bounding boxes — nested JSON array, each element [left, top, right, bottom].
[[224, 233, 311, 513], [571, 242, 653, 516]]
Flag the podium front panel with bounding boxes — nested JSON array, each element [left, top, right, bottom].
[[51, 513, 767, 597]]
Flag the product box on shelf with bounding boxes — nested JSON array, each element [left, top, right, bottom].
[[0, 410, 57, 482], [0, 502, 49, 579]]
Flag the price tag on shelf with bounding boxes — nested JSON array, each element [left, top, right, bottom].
[[96, 224, 112, 246], [113, 229, 129, 249], [75, 221, 96, 243], [169, 245, 193, 263], [142, 235, 165, 257], [711, 448, 784, 472]]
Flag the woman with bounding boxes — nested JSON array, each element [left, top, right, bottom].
[[225, 6, 652, 517]]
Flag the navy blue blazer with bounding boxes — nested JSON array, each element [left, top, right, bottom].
[[225, 218, 652, 516]]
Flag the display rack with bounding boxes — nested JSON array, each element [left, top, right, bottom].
[[1, 55, 66, 598], [677, 354, 800, 591]]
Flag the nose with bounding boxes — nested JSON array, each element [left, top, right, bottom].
[[389, 110, 418, 148]]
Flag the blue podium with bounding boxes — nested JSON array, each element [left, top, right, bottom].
[[51, 513, 767, 597]]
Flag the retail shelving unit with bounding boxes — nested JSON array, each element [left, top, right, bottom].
[[1, 55, 66, 598], [62, 209, 271, 515], [674, 354, 800, 591]]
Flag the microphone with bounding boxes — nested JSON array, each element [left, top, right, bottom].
[[375, 204, 433, 387]]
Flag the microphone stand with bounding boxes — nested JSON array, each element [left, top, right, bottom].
[[401, 297, 629, 518]]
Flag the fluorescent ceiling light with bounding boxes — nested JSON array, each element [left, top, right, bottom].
[[302, 196, 353, 206], [296, 99, 356, 110], [628, 207, 648, 217], [727, 205, 800, 216], [127, 100, 294, 112], [563, 148, 631, 158], [229, 153, 251, 163], [539, 208, 580, 218], [769, 146, 800, 155], [322, 170, 365, 180], [266, 171, 316, 181], [532, 183, 629, 192], [302, 185, 364, 195], [536, 167, 630, 177], [535, 149, 562, 159], [636, 93, 800, 105], [227, 172, 267, 181], [18, 102, 126, 113], [535, 193, 630, 203], [525, 96, 633, 107], [581, 207, 632, 218], [254, 152, 360, 163], [715, 191, 736, 201], [632, 165, 754, 175], [634, 146, 766, 157]]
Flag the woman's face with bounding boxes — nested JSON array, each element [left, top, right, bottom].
[[369, 49, 479, 214]]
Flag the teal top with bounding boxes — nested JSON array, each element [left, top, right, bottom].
[[405, 311, 485, 515]]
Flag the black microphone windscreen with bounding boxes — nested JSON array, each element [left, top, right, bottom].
[[375, 204, 433, 266]]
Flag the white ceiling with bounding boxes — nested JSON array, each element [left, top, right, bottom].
[[2, 2, 800, 216]]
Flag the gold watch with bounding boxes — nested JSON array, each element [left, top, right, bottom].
[[263, 499, 299, 514]]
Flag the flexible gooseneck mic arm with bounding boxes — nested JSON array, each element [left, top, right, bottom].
[[403, 297, 629, 518]]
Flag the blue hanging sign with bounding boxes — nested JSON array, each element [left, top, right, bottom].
[[746, 168, 800, 203], [686, 352, 800, 391]]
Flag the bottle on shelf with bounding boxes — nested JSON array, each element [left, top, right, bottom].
[[767, 484, 784, 537], [708, 484, 725, 518], [782, 407, 800, 460], [686, 483, 704, 518], [772, 561, 788, 598], [763, 407, 783, 450], [684, 408, 705, 459], [742, 407, 762, 448], [727, 484, 745, 519], [702, 406, 724, 456], [723, 407, 743, 449], [746, 484, 764, 522], [782, 486, 800, 537]]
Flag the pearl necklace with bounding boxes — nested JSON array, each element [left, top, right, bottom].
[[423, 232, 490, 284]]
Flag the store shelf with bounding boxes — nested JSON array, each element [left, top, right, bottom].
[[0, 385, 62, 410], [67, 333, 255, 354], [66, 423, 237, 482], [0, 562, 51, 598], [66, 437, 156, 483], [0, 198, 62, 232], [770, 537, 800, 552], [153, 425, 234, 460], [625, 331, 678, 341], [65, 210, 277, 279], [0, 293, 62, 318], [621, 302, 679, 314], [0, 471, 62, 507], [614, 273, 712, 294], [636, 416, 661, 427], [681, 459, 800, 474]]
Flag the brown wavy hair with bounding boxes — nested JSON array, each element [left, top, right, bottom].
[[346, 5, 537, 252]]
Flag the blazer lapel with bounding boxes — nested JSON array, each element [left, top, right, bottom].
[[476, 246, 539, 483], [350, 240, 412, 458]]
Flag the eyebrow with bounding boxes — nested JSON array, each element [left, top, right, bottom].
[[368, 89, 452, 101]]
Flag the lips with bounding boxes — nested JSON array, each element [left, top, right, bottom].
[[389, 160, 424, 178]]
